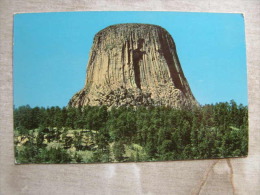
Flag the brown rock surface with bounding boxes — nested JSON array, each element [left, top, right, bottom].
[[68, 23, 198, 108]]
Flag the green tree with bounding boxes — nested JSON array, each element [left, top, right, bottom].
[[66, 107, 77, 129], [113, 141, 125, 162]]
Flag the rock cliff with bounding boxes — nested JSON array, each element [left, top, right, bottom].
[[68, 23, 198, 109]]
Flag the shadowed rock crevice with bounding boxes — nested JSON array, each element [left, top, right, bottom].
[[133, 38, 146, 89], [69, 23, 198, 108], [158, 31, 184, 93]]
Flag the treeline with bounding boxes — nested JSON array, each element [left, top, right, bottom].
[[14, 100, 248, 163]]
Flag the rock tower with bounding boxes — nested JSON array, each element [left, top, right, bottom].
[[68, 23, 198, 109]]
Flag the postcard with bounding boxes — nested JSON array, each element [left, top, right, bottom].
[[13, 11, 248, 163]]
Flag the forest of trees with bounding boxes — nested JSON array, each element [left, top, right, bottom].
[[14, 100, 248, 163]]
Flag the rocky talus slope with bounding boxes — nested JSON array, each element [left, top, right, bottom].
[[69, 23, 198, 109]]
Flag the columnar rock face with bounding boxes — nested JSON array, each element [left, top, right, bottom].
[[68, 23, 198, 109]]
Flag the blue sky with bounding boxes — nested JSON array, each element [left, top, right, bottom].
[[13, 11, 247, 107]]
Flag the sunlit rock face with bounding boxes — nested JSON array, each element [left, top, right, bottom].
[[69, 23, 198, 109]]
